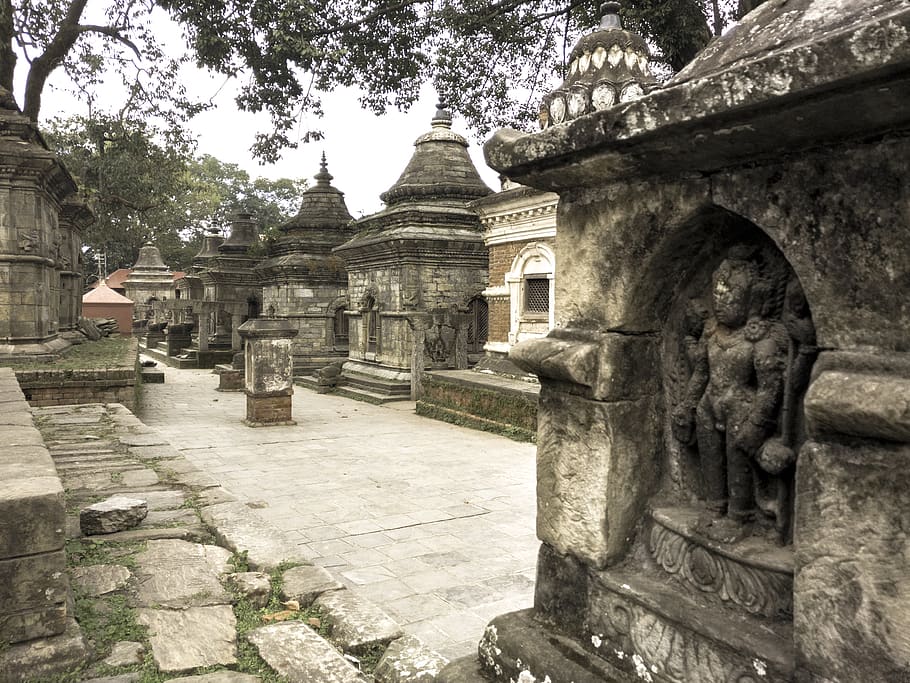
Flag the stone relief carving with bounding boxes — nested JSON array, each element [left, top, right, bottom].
[[589, 590, 787, 683], [18, 230, 39, 253], [649, 514, 792, 618], [670, 244, 816, 544]]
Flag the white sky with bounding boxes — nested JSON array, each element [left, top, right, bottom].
[[29, 7, 506, 219]]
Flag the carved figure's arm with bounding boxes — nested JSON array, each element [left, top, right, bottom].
[[682, 336, 709, 411], [750, 335, 786, 428]]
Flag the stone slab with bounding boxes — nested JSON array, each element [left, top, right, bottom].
[[80, 496, 148, 535], [374, 634, 450, 683], [70, 564, 132, 597], [315, 589, 404, 655], [137, 605, 237, 673], [201, 501, 311, 571], [280, 564, 344, 607], [171, 674, 261, 683], [133, 539, 232, 608], [0, 475, 65, 557], [228, 571, 271, 608], [246, 621, 367, 683], [103, 640, 145, 667]]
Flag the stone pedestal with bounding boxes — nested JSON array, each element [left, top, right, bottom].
[[238, 319, 298, 427]]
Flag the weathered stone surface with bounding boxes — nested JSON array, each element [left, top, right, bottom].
[[70, 564, 131, 597], [81, 675, 141, 683], [795, 440, 910, 682], [103, 640, 145, 667], [137, 605, 237, 673], [171, 673, 261, 683], [201, 501, 311, 570], [80, 496, 148, 535], [246, 621, 366, 683], [805, 371, 910, 443], [0, 475, 65, 557], [228, 571, 271, 608], [280, 564, 343, 607], [315, 588, 404, 655], [0, 549, 68, 643], [535, 387, 660, 568], [133, 539, 232, 608], [0, 618, 89, 683], [374, 635, 449, 683]]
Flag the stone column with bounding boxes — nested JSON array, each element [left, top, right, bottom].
[[197, 312, 211, 353], [408, 313, 431, 400], [231, 312, 244, 351], [238, 318, 299, 427]]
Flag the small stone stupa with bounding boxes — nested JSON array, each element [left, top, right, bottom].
[[123, 241, 174, 319], [255, 154, 356, 374], [334, 103, 492, 400]]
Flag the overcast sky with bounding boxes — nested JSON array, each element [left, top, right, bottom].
[[31, 9, 505, 220]]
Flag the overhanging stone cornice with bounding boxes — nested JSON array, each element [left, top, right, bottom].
[[485, 6, 910, 190]]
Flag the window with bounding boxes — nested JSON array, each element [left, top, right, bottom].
[[467, 298, 488, 353], [524, 277, 550, 314], [333, 306, 348, 345]]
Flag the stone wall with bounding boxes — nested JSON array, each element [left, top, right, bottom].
[[0, 368, 69, 644]]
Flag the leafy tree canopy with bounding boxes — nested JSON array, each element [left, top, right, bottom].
[[4, 0, 766, 162], [45, 114, 307, 274]]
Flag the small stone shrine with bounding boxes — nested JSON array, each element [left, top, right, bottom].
[[334, 103, 492, 400], [256, 154, 355, 375], [123, 241, 174, 320], [441, 1, 910, 682], [0, 94, 83, 359], [194, 213, 264, 366]]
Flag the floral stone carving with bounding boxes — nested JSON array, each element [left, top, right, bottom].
[[649, 507, 792, 618]]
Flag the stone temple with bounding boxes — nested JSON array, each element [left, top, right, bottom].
[[334, 103, 492, 400], [441, 0, 910, 681]]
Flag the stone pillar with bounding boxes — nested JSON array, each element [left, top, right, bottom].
[[238, 318, 299, 427], [454, 311, 469, 370], [409, 313, 431, 400], [231, 312, 244, 351], [197, 312, 211, 353]]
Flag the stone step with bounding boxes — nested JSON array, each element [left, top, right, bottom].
[[246, 621, 367, 683], [314, 589, 404, 655], [200, 501, 311, 571], [334, 384, 409, 405], [342, 372, 411, 397]]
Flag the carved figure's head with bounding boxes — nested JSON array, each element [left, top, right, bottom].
[[712, 251, 758, 327]]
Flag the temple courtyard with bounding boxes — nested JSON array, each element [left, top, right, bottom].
[[137, 361, 538, 660]]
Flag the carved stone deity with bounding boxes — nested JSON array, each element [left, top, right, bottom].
[[672, 245, 814, 543]]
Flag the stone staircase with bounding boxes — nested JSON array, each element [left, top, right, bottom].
[[139, 339, 233, 369]]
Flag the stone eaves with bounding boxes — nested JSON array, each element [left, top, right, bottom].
[[484, 1, 910, 190]]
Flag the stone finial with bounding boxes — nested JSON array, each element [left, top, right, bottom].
[[132, 241, 168, 270], [314, 152, 333, 185], [540, 0, 657, 129], [432, 101, 453, 128]]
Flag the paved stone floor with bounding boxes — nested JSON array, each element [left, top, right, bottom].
[[138, 363, 538, 660]]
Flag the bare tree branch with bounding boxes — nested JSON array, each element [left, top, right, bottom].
[[78, 25, 142, 59]]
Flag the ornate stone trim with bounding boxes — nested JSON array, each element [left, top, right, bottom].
[[649, 508, 792, 618]]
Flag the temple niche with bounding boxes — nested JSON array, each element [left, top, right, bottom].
[[439, 1, 910, 682]]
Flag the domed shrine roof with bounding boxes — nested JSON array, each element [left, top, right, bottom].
[[380, 103, 492, 206], [280, 153, 353, 235]]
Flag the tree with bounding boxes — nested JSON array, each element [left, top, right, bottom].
[[5, 1, 767, 161], [45, 115, 307, 273]]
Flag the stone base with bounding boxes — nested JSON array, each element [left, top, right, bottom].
[[437, 609, 627, 683], [244, 394, 294, 427], [0, 336, 72, 362], [214, 365, 244, 392], [0, 618, 89, 683]]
